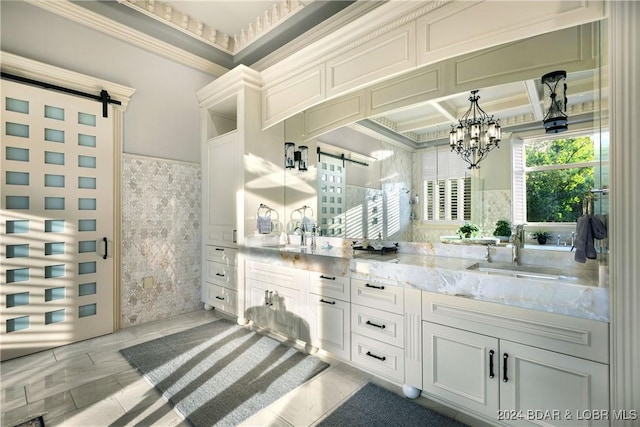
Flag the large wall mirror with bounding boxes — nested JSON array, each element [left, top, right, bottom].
[[283, 20, 608, 250]]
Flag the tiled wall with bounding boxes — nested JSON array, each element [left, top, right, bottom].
[[121, 155, 202, 328]]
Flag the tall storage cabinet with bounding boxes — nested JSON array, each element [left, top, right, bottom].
[[197, 66, 285, 319]]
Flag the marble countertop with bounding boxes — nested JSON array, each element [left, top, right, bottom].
[[243, 239, 609, 323]]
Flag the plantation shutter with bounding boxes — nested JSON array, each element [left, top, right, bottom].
[[512, 138, 526, 224]]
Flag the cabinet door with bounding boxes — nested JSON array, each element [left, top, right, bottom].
[[204, 132, 238, 247], [245, 279, 274, 328], [271, 285, 305, 341], [308, 294, 350, 360], [500, 340, 609, 426], [423, 322, 500, 419]]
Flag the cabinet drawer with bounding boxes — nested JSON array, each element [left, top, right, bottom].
[[246, 260, 308, 290], [204, 283, 237, 315], [351, 278, 404, 314], [352, 303, 404, 348], [205, 245, 238, 266], [422, 291, 609, 364], [351, 333, 404, 383], [204, 261, 237, 289], [309, 272, 350, 301]]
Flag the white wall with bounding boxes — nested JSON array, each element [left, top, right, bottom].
[[1, 1, 213, 163]]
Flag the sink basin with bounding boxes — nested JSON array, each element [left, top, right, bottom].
[[467, 262, 568, 281]]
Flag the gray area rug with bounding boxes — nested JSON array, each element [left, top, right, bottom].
[[318, 383, 467, 427], [120, 319, 329, 427]]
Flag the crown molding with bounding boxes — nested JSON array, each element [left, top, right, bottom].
[[1, 51, 135, 111], [26, 0, 229, 77]]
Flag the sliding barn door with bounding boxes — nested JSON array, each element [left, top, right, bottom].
[[1, 79, 115, 361]]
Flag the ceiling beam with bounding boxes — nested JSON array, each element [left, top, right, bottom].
[[524, 79, 544, 121]]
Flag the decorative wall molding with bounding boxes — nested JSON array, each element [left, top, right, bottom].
[[117, 0, 310, 55], [25, 0, 228, 77], [609, 0, 640, 420]]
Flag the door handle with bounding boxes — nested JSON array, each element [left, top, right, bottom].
[[364, 283, 385, 290], [489, 350, 495, 379], [216, 273, 225, 277], [366, 351, 386, 361], [503, 353, 509, 382], [320, 275, 336, 280], [365, 320, 386, 329], [320, 299, 336, 305], [102, 237, 108, 260]]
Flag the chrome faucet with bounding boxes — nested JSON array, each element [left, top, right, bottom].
[[511, 224, 526, 264], [293, 226, 306, 246]]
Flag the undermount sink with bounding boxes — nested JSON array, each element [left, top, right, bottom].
[[467, 262, 568, 281]]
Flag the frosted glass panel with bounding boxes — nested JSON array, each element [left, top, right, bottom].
[[78, 134, 96, 147], [78, 219, 96, 231], [6, 147, 29, 161], [78, 198, 96, 210], [6, 122, 29, 138], [6, 196, 29, 209], [45, 105, 65, 120], [78, 240, 97, 253], [78, 155, 96, 168], [79, 261, 96, 275], [45, 129, 65, 143], [6, 97, 29, 114], [79, 303, 97, 318], [45, 151, 64, 165], [45, 197, 65, 210], [45, 174, 65, 187], [7, 292, 30, 308], [45, 309, 65, 325], [7, 244, 29, 258], [79, 282, 97, 296], [6, 316, 29, 333], [45, 264, 65, 279], [45, 242, 65, 255], [78, 112, 96, 126], [7, 268, 29, 283], [45, 287, 65, 301], [45, 220, 64, 232], [6, 171, 29, 185], [78, 177, 96, 189], [7, 220, 29, 233]]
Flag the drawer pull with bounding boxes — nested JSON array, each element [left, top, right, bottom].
[[320, 275, 336, 280], [320, 298, 336, 305], [216, 273, 225, 277], [215, 296, 225, 301], [366, 320, 386, 329], [489, 350, 495, 379], [366, 351, 386, 362], [215, 248, 225, 251], [503, 353, 509, 382], [365, 283, 385, 290]]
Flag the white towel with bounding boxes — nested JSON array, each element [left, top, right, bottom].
[[302, 216, 315, 232], [257, 215, 272, 234]]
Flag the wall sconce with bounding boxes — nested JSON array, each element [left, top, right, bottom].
[[542, 70, 568, 134], [284, 142, 308, 171]]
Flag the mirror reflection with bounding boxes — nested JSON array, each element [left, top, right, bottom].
[[283, 21, 608, 251]]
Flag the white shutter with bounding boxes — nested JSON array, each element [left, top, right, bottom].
[[511, 138, 526, 224]]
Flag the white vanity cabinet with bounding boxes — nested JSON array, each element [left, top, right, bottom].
[[245, 261, 309, 341], [308, 272, 351, 360], [422, 292, 609, 426], [202, 245, 237, 315], [350, 278, 406, 382]]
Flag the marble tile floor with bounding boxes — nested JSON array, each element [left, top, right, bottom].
[[1, 310, 491, 427]]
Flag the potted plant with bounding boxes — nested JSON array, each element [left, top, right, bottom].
[[532, 230, 551, 245], [457, 223, 480, 239], [492, 219, 512, 242]]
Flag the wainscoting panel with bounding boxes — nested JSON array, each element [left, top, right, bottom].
[[121, 154, 202, 327]]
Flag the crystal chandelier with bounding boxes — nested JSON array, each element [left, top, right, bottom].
[[449, 90, 501, 169]]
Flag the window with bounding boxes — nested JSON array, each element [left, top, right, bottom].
[[513, 132, 607, 223], [422, 148, 471, 222]]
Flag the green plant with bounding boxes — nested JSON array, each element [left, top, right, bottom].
[[532, 230, 552, 244], [457, 223, 480, 238], [492, 219, 512, 237]]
